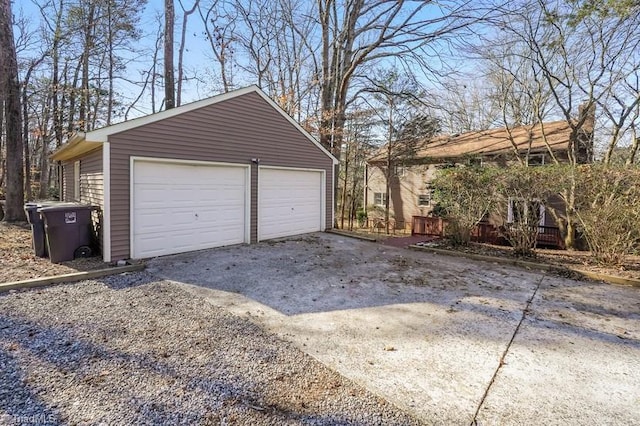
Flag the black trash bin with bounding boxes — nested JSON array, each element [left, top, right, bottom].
[[24, 202, 58, 257], [38, 204, 96, 263]]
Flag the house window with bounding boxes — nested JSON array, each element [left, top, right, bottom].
[[527, 154, 545, 166], [74, 161, 81, 201], [374, 192, 387, 206], [417, 188, 435, 206], [393, 164, 406, 177], [507, 198, 546, 227]]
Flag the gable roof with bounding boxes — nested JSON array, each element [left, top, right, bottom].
[[51, 85, 338, 164], [369, 120, 574, 163]]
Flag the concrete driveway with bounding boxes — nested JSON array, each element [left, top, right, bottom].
[[148, 233, 640, 425]]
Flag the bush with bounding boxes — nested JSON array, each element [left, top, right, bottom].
[[432, 166, 499, 246], [47, 186, 60, 200], [356, 209, 367, 227], [492, 166, 554, 257], [573, 165, 640, 265]]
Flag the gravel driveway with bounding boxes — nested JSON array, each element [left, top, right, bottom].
[[149, 233, 640, 425], [3, 232, 639, 425], [0, 273, 419, 425]]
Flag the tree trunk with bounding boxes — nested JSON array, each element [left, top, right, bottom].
[[106, 0, 114, 124], [165, 0, 176, 109], [22, 78, 31, 202], [0, 0, 25, 221], [177, 0, 199, 107], [22, 57, 45, 201], [339, 142, 349, 229], [627, 129, 638, 165], [79, 2, 96, 131], [50, 0, 64, 148]]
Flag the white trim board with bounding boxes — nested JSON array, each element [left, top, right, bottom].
[[102, 142, 111, 262]]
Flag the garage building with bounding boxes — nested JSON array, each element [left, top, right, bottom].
[[50, 86, 337, 261]]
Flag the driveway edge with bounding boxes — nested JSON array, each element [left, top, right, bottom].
[[326, 229, 378, 242], [0, 264, 146, 293], [409, 245, 640, 288]]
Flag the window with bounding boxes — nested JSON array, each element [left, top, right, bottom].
[[417, 188, 436, 206], [374, 192, 387, 206], [393, 164, 406, 177], [507, 198, 546, 227], [73, 161, 81, 201], [527, 154, 545, 166]]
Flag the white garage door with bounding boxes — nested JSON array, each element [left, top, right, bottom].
[[258, 168, 324, 240], [132, 160, 248, 258]]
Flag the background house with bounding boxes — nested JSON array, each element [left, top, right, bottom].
[[51, 86, 337, 262], [365, 106, 594, 231]]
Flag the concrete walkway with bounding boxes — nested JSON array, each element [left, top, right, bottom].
[[148, 233, 640, 425]]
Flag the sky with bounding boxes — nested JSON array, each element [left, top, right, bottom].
[[14, 0, 466, 120], [15, 0, 229, 118]]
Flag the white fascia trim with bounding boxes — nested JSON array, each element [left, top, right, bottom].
[[258, 165, 326, 173], [102, 142, 111, 262], [130, 156, 252, 168], [253, 90, 339, 165], [129, 157, 136, 259], [86, 85, 262, 142], [321, 169, 327, 232], [129, 156, 252, 259], [244, 166, 251, 244]]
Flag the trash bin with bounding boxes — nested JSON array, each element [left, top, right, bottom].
[[24, 202, 59, 257], [38, 204, 96, 263]]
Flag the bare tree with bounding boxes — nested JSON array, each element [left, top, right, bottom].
[[434, 79, 501, 133], [198, 0, 236, 92], [177, 0, 200, 106], [362, 68, 439, 233], [1, 0, 25, 221], [316, 0, 484, 159], [474, 0, 640, 248], [165, 0, 176, 109]]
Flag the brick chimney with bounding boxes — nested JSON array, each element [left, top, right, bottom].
[[578, 102, 595, 132], [575, 101, 595, 163]]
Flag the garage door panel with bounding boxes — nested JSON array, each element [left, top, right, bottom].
[[133, 161, 247, 258], [259, 168, 323, 241]]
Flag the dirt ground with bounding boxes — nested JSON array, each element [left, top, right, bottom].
[[0, 223, 106, 283]]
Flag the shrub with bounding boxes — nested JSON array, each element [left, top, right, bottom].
[[432, 166, 499, 246], [356, 209, 367, 227], [573, 165, 640, 265], [492, 166, 554, 257]]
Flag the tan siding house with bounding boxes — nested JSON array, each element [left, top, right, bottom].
[[366, 112, 594, 232], [51, 86, 337, 261]]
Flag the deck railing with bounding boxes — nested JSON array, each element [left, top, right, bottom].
[[411, 216, 564, 249]]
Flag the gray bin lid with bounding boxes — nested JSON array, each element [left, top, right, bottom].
[[38, 204, 96, 212], [26, 201, 69, 209]]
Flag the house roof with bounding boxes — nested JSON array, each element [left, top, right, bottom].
[[369, 120, 574, 163], [51, 85, 338, 164]]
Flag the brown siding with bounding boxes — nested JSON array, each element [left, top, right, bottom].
[[79, 148, 104, 207], [79, 149, 104, 252], [60, 149, 104, 254], [108, 91, 334, 260], [62, 161, 76, 201]]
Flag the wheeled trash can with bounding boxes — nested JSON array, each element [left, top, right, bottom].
[[38, 204, 96, 263], [24, 202, 59, 257]]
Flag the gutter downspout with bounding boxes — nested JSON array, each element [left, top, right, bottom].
[[57, 161, 63, 201]]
